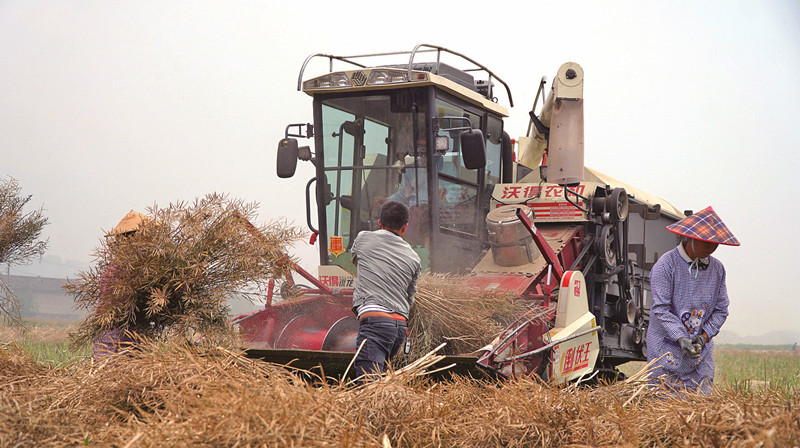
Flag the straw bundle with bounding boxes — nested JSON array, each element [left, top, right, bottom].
[[2, 340, 798, 447], [401, 274, 535, 361], [0, 342, 44, 378], [66, 194, 304, 345]]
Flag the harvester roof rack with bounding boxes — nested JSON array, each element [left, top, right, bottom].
[[297, 43, 514, 107]]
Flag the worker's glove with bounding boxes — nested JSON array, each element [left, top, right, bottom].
[[691, 334, 707, 352], [678, 337, 700, 358]]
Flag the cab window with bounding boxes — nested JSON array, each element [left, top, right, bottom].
[[486, 115, 503, 188], [319, 94, 431, 273], [434, 98, 482, 236]]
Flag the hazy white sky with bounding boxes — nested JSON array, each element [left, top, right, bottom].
[[2, 0, 798, 337]]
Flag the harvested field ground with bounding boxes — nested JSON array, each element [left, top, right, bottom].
[[1, 324, 799, 447], [0, 319, 90, 367]]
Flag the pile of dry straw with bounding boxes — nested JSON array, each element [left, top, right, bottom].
[[66, 194, 303, 345], [402, 274, 535, 361], [1, 339, 797, 447]]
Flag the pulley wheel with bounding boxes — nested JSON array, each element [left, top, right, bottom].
[[607, 188, 629, 222], [596, 224, 617, 268], [616, 298, 636, 324]]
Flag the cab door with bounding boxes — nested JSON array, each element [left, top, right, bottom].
[[429, 95, 490, 273]]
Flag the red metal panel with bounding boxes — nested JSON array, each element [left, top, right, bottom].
[[236, 292, 354, 350], [463, 274, 539, 296]]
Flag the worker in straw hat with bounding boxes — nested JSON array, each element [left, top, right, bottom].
[[92, 210, 150, 360], [104, 209, 150, 238], [646, 206, 740, 393]]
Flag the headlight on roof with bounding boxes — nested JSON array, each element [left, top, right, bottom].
[[367, 69, 412, 85], [303, 72, 351, 90]]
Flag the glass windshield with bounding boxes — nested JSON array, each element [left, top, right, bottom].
[[320, 92, 430, 272]]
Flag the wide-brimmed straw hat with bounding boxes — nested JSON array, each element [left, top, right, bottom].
[[106, 210, 151, 237], [666, 206, 740, 246]]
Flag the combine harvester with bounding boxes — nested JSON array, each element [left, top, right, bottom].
[[235, 44, 684, 382]]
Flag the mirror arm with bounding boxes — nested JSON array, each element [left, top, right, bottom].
[[285, 123, 314, 139], [436, 116, 474, 132]]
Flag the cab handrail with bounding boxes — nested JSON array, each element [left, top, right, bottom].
[[297, 44, 514, 107]]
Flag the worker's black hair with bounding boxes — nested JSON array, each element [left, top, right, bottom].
[[379, 201, 409, 231]]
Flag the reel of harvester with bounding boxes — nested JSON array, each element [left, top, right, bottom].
[[476, 206, 602, 383], [477, 307, 553, 378], [476, 272, 602, 382]]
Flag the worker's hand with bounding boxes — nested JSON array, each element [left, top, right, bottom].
[[678, 337, 701, 358], [691, 334, 707, 352]]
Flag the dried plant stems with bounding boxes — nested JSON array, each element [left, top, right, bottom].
[[401, 274, 532, 361], [1, 340, 799, 447], [65, 193, 305, 345]]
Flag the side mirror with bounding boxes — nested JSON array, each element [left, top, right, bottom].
[[460, 129, 486, 170], [277, 138, 299, 178]]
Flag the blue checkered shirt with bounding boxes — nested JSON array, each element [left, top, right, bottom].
[[646, 246, 729, 392]]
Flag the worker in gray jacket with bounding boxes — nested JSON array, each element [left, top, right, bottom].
[[351, 201, 421, 382]]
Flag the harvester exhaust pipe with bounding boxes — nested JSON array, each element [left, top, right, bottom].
[[546, 62, 585, 186]]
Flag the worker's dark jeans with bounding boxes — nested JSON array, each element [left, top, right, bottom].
[[353, 317, 407, 382]]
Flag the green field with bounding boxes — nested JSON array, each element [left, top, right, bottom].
[[0, 318, 91, 367], [616, 345, 800, 389], [714, 348, 800, 390]]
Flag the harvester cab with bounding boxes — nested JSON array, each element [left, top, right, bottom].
[[237, 44, 686, 383], [275, 45, 514, 279]]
